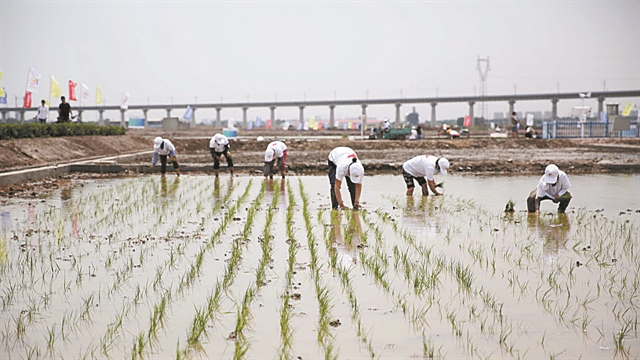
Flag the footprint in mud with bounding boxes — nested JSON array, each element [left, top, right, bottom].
[[329, 319, 341, 327], [291, 293, 301, 300]]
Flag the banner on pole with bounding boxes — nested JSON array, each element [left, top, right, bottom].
[[80, 83, 89, 105], [463, 115, 471, 127], [26, 67, 41, 94], [24, 91, 32, 108], [50, 76, 61, 98], [96, 86, 102, 104], [120, 93, 130, 109], [182, 105, 194, 121], [621, 102, 634, 117], [68, 80, 77, 101], [0, 88, 6, 104]]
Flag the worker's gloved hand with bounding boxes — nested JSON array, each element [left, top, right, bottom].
[[171, 156, 177, 163], [227, 151, 232, 157]]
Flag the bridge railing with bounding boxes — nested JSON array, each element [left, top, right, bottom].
[[542, 120, 639, 138]]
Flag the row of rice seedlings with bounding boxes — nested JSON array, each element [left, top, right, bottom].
[[277, 180, 298, 359], [30, 176, 230, 358], [366, 202, 518, 357], [119, 178, 240, 358], [298, 179, 338, 359], [320, 209, 376, 359], [222, 179, 256, 289]]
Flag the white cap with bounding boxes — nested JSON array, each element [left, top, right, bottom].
[[265, 148, 275, 162], [214, 133, 224, 144], [153, 137, 163, 149], [349, 161, 364, 184], [543, 164, 559, 184], [438, 157, 450, 175]]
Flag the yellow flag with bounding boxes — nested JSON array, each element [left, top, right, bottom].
[[0, 71, 4, 97], [621, 102, 634, 117], [96, 86, 102, 104], [50, 75, 61, 98], [309, 116, 316, 130], [0, 71, 3, 81]]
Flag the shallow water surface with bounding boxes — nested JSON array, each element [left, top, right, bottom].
[[0, 174, 638, 359]]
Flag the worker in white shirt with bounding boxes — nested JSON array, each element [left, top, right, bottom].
[[151, 137, 180, 176], [402, 155, 450, 196], [264, 140, 287, 179], [36, 100, 49, 124], [328, 147, 364, 210], [527, 164, 572, 213], [209, 133, 234, 177]]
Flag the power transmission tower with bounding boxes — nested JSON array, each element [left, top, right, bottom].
[[477, 56, 491, 121]]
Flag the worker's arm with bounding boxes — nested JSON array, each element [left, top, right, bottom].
[[427, 179, 442, 196], [353, 183, 362, 210], [334, 179, 348, 210]]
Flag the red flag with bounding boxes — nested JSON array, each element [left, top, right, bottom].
[[23, 91, 32, 108], [69, 80, 77, 101], [463, 115, 471, 127], [266, 119, 272, 129]]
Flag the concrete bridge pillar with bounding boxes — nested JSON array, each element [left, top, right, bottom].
[[551, 99, 558, 120], [468, 101, 475, 126], [98, 109, 104, 126], [361, 104, 367, 130], [1, 111, 6, 123], [395, 103, 401, 125], [78, 110, 83, 123], [508, 100, 516, 119], [190, 108, 196, 129], [270, 106, 276, 125], [143, 109, 149, 129], [20, 109, 25, 124], [299, 106, 305, 126], [120, 109, 126, 127], [216, 108, 221, 128], [430, 102, 437, 127], [597, 97, 605, 117], [329, 105, 335, 129], [166, 109, 172, 118], [242, 107, 248, 129]]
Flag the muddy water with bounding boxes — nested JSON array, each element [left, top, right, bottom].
[[0, 174, 638, 359]]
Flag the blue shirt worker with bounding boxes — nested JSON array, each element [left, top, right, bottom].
[[264, 140, 287, 179], [209, 133, 234, 177], [328, 147, 364, 210], [152, 137, 180, 176], [527, 164, 572, 213], [402, 155, 450, 196]]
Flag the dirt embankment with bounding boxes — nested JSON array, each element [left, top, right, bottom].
[[1, 133, 638, 199], [2, 134, 640, 175]]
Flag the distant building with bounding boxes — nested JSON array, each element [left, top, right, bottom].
[[405, 107, 419, 125]]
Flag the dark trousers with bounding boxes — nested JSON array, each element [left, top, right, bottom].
[[38, 118, 46, 124], [328, 160, 356, 209], [527, 190, 572, 213], [210, 149, 233, 169], [159, 155, 179, 174]]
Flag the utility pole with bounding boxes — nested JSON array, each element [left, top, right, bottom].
[[476, 56, 490, 122]]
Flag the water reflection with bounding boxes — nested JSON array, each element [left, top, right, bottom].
[[329, 210, 363, 270], [402, 196, 446, 240], [160, 176, 180, 198], [1, 211, 10, 230], [213, 177, 221, 199], [527, 213, 570, 265]]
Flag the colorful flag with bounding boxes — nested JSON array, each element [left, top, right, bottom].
[[266, 119, 272, 129], [621, 102, 634, 117], [182, 105, 194, 121], [24, 91, 32, 108], [80, 83, 89, 104], [120, 93, 129, 109], [68, 80, 77, 101], [309, 116, 316, 130], [26, 67, 41, 94], [463, 115, 472, 127], [50, 75, 61, 98], [0, 88, 7, 104], [96, 86, 102, 104]]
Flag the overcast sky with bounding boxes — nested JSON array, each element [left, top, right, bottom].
[[1, 0, 638, 122]]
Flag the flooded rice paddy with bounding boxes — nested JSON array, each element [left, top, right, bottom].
[[0, 174, 639, 359]]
